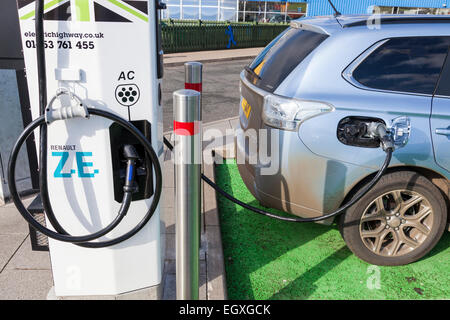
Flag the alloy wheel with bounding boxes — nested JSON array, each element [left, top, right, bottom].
[[359, 189, 434, 257]]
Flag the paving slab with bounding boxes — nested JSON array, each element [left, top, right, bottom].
[[164, 232, 206, 262], [0, 269, 53, 300], [5, 235, 51, 271], [203, 119, 233, 150], [165, 232, 175, 261], [0, 234, 26, 272], [163, 160, 174, 188], [0, 198, 34, 235], [164, 259, 207, 276], [205, 226, 227, 300], [162, 273, 207, 300], [203, 118, 236, 165], [162, 206, 175, 235], [202, 118, 233, 132], [229, 118, 240, 130], [162, 273, 176, 300], [203, 161, 220, 227], [162, 187, 175, 209]]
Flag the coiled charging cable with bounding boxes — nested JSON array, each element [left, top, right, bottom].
[[7, 0, 162, 248]]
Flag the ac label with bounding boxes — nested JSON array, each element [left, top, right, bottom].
[[118, 71, 135, 81]]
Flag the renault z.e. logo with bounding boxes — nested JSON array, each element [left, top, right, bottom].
[[52, 151, 99, 178]]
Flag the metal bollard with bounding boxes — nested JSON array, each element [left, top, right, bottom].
[[185, 62, 203, 93], [185, 61, 203, 249], [174, 89, 202, 300]]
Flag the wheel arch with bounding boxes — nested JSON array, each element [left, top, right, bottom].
[[339, 165, 449, 224]]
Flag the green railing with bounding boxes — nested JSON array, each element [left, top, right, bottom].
[[161, 20, 289, 53]]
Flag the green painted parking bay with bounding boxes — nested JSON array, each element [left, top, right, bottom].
[[216, 159, 450, 300]]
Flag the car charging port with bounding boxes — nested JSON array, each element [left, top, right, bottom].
[[337, 116, 386, 148], [366, 121, 395, 152]]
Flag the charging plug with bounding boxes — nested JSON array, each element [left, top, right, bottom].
[[367, 122, 395, 152], [123, 145, 139, 193]]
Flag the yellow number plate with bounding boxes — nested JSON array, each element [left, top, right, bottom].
[[241, 98, 251, 119]]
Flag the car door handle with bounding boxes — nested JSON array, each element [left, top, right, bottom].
[[435, 128, 450, 136]]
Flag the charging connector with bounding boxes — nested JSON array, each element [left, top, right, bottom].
[[123, 145, 140, 194], [367, 122, 395, 152]]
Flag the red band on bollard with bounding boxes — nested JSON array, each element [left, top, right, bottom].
[[185, 82, 202, 92], [174, 121, 200, 136]]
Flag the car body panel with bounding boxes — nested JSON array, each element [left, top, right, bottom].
[[431, 97, 450, 173], [238, 74, 373, 222], [431, 49, 450, 174], [297, 92, 441, 173], [238, 15, 450, 220]]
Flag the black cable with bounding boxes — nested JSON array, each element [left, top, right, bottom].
[[28, 1, 121, 244], [163, 137, 393, 223], [8, 109, 162, 247], [35, 0, 46, 116], [163, 136, 173, 151], [35, 0, 63, 237], [10, 116, 130, 243], [8, 1, 163, 247], [203, 150, 392, 222], [18, 0, 388, 243]]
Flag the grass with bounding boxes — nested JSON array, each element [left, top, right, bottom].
[[215, 159, 450, 300]]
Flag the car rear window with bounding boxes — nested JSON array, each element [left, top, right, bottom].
[[435, 47, 450, 97], [246, 27, 329, 93], [353, 37, 450, 95]]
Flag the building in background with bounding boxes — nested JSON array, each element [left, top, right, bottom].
[[161, 0, 449, 22], [162, 0, 239, 21], [306, 0, 450, 16], [161, 0, 306, 21], [237, 1, 306, 23]]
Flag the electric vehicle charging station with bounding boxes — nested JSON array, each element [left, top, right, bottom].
[[10, 0, 166, 298], [6, 0, 416, 301]]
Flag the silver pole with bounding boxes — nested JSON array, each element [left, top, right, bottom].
[[184, 62, 203, 90], [284, 2, 287, 23], [174, 89, 201, 300], [184, 62, 203, 250], [264, 1, 267, 22]]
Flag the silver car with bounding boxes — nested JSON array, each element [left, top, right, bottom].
[[237, 15, 450, 266]]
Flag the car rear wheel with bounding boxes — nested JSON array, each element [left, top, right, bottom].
[[339, 171, 447, 266]]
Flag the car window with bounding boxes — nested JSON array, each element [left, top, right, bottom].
[[353, 37, 450, 95], [246, 28, 328, 93], [435, 50, 450, 97]]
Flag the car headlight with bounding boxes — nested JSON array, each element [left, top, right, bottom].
[[262, 94, 334, 131]]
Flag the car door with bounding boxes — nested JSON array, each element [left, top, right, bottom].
[[431, 45, 450, 173], [299, 36, 450, 169]]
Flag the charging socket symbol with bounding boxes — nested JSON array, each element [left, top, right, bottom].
[[115, 84, 140, 107]]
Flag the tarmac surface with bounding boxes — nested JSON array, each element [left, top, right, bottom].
[[162, 58, 253, 131]]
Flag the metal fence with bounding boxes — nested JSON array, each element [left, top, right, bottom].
[[161, 20, 289, 53]]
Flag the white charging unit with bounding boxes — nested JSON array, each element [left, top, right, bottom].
[[16, 0, 165, 298]]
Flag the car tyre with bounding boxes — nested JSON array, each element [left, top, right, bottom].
[[339, 171, 447, 266]]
